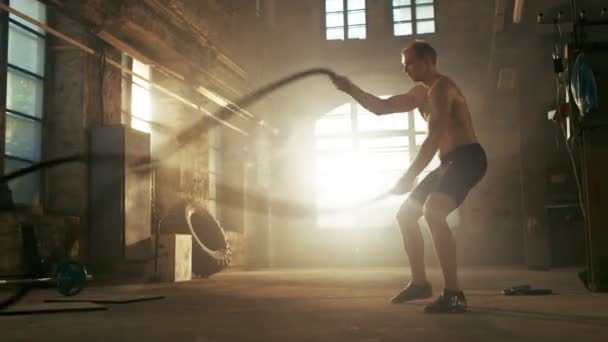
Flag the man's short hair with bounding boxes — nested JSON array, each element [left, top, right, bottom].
[[402, 40, 437, 65]]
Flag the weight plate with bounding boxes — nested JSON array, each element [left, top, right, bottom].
[[55, 260, 87, 296]]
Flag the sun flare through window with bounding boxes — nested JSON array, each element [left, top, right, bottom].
[[314, 99, 440, 230]]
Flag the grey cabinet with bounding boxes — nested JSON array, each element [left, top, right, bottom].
[[88, 125, 151, 268]]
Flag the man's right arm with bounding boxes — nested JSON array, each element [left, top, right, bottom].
[[333, 75, 425, 115]]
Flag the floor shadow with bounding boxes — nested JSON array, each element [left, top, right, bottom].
[[403, 301, 608, 327]]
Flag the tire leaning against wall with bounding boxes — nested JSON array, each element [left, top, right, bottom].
[[161, 200, 231, 278]]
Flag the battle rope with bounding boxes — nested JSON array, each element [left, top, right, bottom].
[[0, 68, 397, 309]]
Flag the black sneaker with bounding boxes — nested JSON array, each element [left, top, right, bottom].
[[424, 289, 467, 313], [390, 283, 433, 304]]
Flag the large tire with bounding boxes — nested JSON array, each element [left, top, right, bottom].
[[161, 201, 231, 277]]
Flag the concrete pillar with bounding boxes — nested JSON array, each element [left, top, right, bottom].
[[44, 13, 122, 261]]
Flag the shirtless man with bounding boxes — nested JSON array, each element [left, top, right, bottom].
[[331, 40, 487, 313]]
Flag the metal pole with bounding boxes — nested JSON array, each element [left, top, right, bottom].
[[571, 0, 579, 47]]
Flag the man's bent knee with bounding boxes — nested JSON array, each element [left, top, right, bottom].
[[423, 206, 447, 224], [396, 199, 423, 230], [423, 193, 457, 231]]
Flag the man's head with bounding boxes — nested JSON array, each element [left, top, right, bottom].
[[401, 40, 437, 82]]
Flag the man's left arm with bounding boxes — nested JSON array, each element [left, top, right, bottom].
[[404, 80, 453, 179]]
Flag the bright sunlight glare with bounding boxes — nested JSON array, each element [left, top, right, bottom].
[[314, 100, 456, 230], [131, 59, 151, 133]]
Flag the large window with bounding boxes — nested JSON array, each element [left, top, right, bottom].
[[315, 99, 439, 229], [392, 0, 436, 36], [325, 0, 367, 40], [121, 55, 151, 133], [4, 0, 47, 205]]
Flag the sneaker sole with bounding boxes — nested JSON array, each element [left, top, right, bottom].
[[390, 293, 433, 304], [424, 306, 467, 314]]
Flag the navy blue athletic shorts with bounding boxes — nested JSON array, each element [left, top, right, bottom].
[[410, 143, 487, 206]]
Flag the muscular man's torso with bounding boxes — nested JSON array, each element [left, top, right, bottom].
[[416, 76, 478, 159]]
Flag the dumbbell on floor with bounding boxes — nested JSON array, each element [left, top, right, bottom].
[[0, 260, 91, 297]]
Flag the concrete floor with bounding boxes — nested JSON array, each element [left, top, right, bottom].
[[2, 267, 608, 341]]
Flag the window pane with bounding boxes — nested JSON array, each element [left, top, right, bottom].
[[414, 110, 427, 131], [359, 136, 409, 151], [316, 153, 360, 210], [316, 137, 353, 151], [131, 119, 150, 133], [393, 0, 412, 6], [415, 4, 435, 19], [419, 159, 440, 176], [8, 24, 45, 76], [326, 12, 344, 27], [132, 58, 150, 80], [131, 59, 151, 133], [393, 7, 412, 22], [7, 69, 44, 118], [10, 0, 46, 33], [5, 158, 39, 205], [325, 0, 343, 12], [315, 101, 423, 230], [347, 25, 366, 39], [415, 134, 427, 146], [416, 20, 436, 34], [327, 103, 351, 116], [5, 114, 41, 161], [315, 156, 356, 180], [347, 10, 366, 25], [348, 0, 365, 10], [415, 0, 434, 4], [414, 135, 440, 173], [358, 151, 410, 171], [326, 27, 344, 40], [121, 54, 130, 121], [394, 22, 413, 36], [315, 114, 352, 135], [358, 112, 408, 131], [317, 212, 355, 229]]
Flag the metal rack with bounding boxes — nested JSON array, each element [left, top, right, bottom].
[[538, 1, 608, 291]]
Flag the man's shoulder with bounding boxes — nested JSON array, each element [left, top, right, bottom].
[[408, 83, 428, 97], [430, 76, 461, 98]]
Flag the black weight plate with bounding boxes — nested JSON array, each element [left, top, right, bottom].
[[55, 260, 87, 296]]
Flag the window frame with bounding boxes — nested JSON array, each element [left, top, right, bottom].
[[314, 99, 439, 230], [121, 54, 152, 134], [1, 0, 48, 206], [323, 0, 368, 41], [391, 0, 437, 37]]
